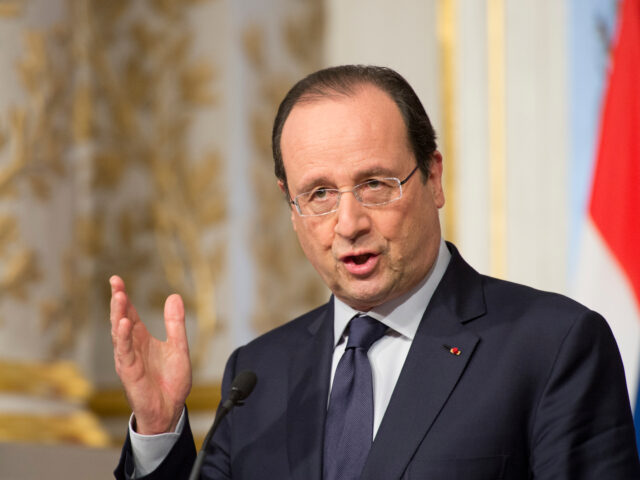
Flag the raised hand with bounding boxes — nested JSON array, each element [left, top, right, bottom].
[[110, 275, 192, 435]]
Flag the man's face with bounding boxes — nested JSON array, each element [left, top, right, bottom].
[[279, 85, 444, 311]]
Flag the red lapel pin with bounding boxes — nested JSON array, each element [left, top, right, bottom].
[[443, 344, 461, 356]]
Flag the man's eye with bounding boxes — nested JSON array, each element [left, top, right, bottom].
[[309, 188, 329, 201], [364, 179, 384, 189]]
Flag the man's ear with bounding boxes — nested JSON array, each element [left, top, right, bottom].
[[429, 151, 445, 209], [278, 180, 297, 227]]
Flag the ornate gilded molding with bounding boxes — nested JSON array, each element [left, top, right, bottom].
[[0, 359, 92, 400], [89, 383, 221, 417], [0, 358, 108, 445], [0, 411, 110, 446]]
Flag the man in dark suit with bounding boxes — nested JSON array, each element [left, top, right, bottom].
[[111, 65, 640, 479]]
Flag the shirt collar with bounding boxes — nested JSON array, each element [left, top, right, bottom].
[[333, 239, 451, 347]]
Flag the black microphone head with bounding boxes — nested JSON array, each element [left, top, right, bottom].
[[230, 370, 257, 402]]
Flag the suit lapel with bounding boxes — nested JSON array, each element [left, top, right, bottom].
[[286, 300, 334, 480], [361, 244, 485, 479]]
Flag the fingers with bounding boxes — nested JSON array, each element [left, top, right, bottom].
[[114, 316, 136, 368], [164, 294, 189, 351], [110, 274, 125, 295], [110, 277, 127, 346], [109, 277, 141, 370], [109, 276, 141, 340], [110, 276, 127, 324], [110, 276, 133, 362], [110, 274, 188, 356]]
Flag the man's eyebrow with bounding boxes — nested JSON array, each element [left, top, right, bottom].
[[296, 176, 335, 194], [356, 167, 396, 179], [295, 166, 399, 194]]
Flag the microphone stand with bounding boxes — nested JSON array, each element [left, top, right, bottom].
[[188, 371, 256, 480]]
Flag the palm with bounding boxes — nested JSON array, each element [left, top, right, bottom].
[[110, 276, 192, 434]]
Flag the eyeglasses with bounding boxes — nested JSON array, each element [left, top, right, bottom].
[[291, 165, 420, 217]]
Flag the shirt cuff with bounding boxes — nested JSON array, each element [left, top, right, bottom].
[[129, 408, 185, 477]]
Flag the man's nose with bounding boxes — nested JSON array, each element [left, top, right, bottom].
[[334, 191, 371, 240]]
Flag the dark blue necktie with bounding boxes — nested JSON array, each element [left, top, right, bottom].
[[323, 315, 388, 480]]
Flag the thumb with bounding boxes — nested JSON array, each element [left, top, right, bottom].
[[164, 294, 188, 350]]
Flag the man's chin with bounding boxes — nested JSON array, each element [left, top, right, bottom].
[[335, 284, 392, 311]]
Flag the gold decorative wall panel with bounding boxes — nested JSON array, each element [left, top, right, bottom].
[[245, 0, 328, 334], [1, 0, 326, 448], [0, 0, 225, 445]]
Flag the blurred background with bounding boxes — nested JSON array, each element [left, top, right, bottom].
[[0, 0, 638, 478]]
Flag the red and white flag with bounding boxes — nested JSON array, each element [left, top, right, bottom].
[[574, 0, 640, 427]]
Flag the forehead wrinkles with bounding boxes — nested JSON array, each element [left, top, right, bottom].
[[298, 85, 414, 153], [282, 87, 410, 162]]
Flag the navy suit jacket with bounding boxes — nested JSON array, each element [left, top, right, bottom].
[[116, 243, 640, 479]]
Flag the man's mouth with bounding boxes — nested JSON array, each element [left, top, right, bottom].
[[341, 252, 379, 275], [349, 254, 373, 265]]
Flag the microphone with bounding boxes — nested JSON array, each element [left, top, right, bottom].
[[188, 370, 257, 480]]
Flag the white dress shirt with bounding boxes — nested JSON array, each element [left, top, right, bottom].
[[130, 239, 451, 475]]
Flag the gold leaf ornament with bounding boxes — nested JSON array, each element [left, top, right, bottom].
[[242, 24, 265, 69], [0, 216, 19, 255], [0, 249, 40, 300], [75, 216, 105, 257], [0, 121, 6, 149], [92, 151, 126, 189], [180, 61, 216, 105], [17, 32, 48, 95], [72, 84, 93, 142], [0, 1, 23, 18]]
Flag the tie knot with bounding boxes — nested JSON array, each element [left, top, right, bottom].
[[346, 315, 387, 351]]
